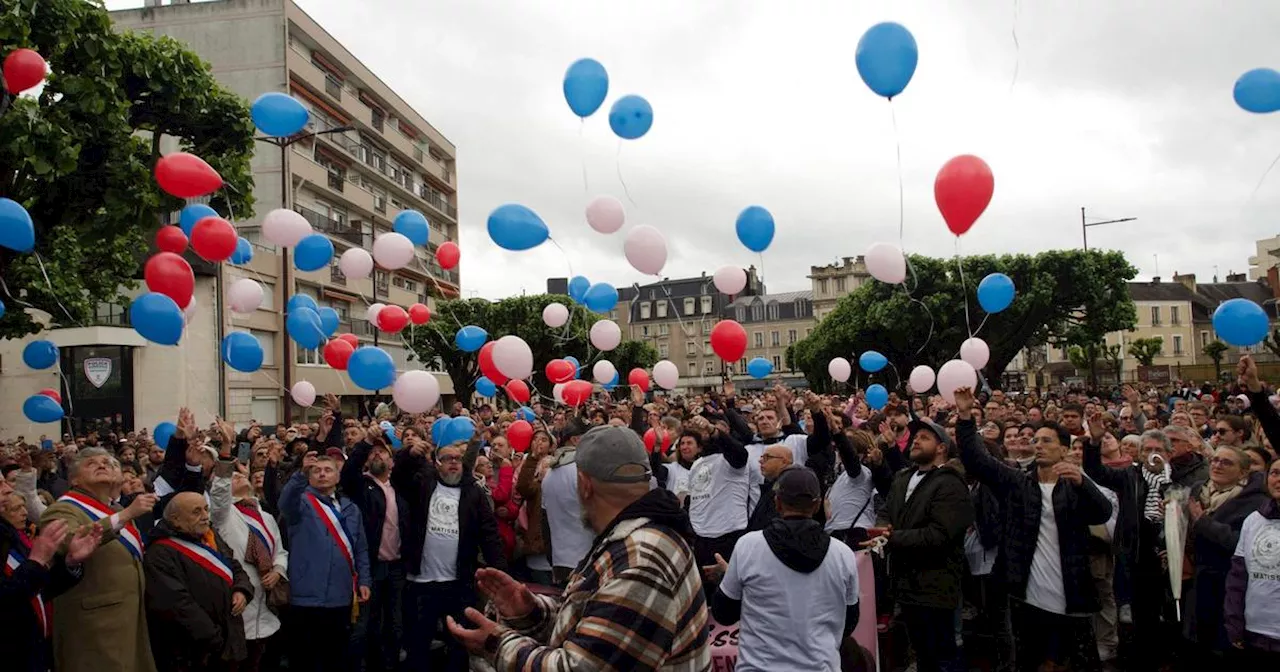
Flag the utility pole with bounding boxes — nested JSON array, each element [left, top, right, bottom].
[[1080, 207, 1137, 251]]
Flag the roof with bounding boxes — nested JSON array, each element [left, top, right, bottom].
[[726, 290, 813, 308], [1127, 280, 1279, 321], [1127, 282, 1198, 303]]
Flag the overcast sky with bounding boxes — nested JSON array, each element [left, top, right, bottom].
[[107, 0, 1280, 299]]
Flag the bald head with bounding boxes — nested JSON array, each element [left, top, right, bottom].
[[164, 492, 210, 537], [759, 444, 793, 481]]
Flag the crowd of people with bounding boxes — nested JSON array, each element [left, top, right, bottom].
[[2, 354, 1280, 671]]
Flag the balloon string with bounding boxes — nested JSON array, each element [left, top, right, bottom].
[[890, 101, 905, 247], [955, 238, 973, 338], [1248, 147, 1280, 202], [901, 256, 934, 357], [615, 140, 639, 209], [1009, 0, 1021, 94], [579, 119, 590, 196], [34, 252, 84, 329]]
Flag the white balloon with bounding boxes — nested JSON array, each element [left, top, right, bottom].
[[960, 337, 990, 370], [623, 225, 668, 275], [908, 365, 936, 393], [290, 381, 316, 408], [585, 195, 625, 234], [592, 360, 617, 384], [713, 266, 747, 295], [589, 320, 621, 351], [226, 278, 264, 314], [543, 302, 569, 328], [183, 296, 198, 325], [393, 370, 441, 413], [653, 360, 679, 390], [366, 303, 385, 326], [492, 335, 533, 380], [263, 208, 312, 247], [865, 242, 906, 284], [552, 382, 566, 405], [339, 248, 374, 280], [372, 232, 414, 270], [828, 357, 852, 382], [936, 359, 977, 404]]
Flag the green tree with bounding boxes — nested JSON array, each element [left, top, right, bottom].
[[1202, 339, 1229, 380], [1127, 337, 1164, 367], [403, 294, 657, 402], [1262, 327, 1280, 360], [0, 0, 255, 337], [790, 250, 1137, 390], [1067, 342, 1104, 389], [1101, 343, 1123, 384]]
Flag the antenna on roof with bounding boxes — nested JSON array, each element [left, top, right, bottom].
[[1153, 254, 1159, 278]]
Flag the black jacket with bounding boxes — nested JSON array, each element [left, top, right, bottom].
[[1171, 452, 1210, 491], [0, 520, 81, 672], [340, 440, 410, 566], [1081, 438, 1149, 565], [957, 419, 1113, 615], [878, 458, 973, 610], [1187, 471, 1270, 647]]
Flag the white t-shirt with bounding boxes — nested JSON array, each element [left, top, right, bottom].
[[720, 532, 859, 672], [1234, 511, 1280, 639], [1025, 482, 1067, 615], [824, 465, 875, 533], [746, 433, 809, 471], [688, 453, 753, 538], [541, 461, 595, 569], [905, 471, 928, 502], [665, 462, 691, 498], [412, 485, 460, 583]]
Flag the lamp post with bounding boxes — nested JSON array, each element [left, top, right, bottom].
[[254, 124, 353, 424], [1081, 207, 1137, 251]]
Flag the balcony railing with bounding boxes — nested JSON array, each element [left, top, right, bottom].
[[293, 205, 363, 247], [330, 264, 347, 286], [374, 271, 390, 299], [349, 318, 374, 337], [326, 172, 345, 192], [324, 75, 342, 100], [313, 119, 456, 218]]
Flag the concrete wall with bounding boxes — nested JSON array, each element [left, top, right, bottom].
[[131, 276, 224, 430], [0, 310, 61, 438]]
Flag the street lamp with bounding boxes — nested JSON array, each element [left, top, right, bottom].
[[254, 124, 354, 424], [1080, 207, 1137, 251]]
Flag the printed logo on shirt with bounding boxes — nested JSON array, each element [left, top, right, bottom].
[[1253, 523, 1280, 573], [690, 463, 713, 499], [429, 493, 460, 539], [674, 474, 690, 494]]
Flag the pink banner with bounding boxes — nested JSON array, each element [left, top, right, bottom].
[[709, 550, 877, 670]]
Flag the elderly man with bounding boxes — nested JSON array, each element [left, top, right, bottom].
[[39, 448, 158, 672], [1166, 423, 1211, 489], [145, 492, 254, 672], [747, 444, 792, 530], [448, 425, 710, 670]]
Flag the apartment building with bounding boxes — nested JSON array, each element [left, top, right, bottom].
[[1248, 234, 1280, 281], [724, 291, 815, 390], [113, 0, 460, 424], [809, 256, 871, 322]]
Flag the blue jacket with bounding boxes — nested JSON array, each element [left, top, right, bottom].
[[280, 471, 371, 607]]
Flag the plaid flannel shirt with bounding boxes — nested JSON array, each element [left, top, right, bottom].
[[490, 516, 710, 671]]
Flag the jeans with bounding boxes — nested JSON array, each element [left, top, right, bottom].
[[1090, 552, 1118, 661], [290, 605, 352, 672], [404, 580, 477, 671], [352, 560, 405, 671], [1012, 600, 1097, 672], [899, 604, 963, 672]]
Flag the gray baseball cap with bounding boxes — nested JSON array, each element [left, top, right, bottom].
[[576, 425, 652, 483]]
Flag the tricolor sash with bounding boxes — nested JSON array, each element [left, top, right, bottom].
[[5, 549, 51, 638], [306, 493, 354, 576], [235, 502, 276, 556], [153, 537, 234, 586], [58, 491, 143, 560]]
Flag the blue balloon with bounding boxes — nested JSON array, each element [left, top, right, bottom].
[[487, 204, 549, 251], [855, 22, 918, 99], [563, 58, 609, 117], [317, 307, 340, 337], [348, 347, 396, 391], [286, 293, 319, 315], [250, 92, 310, 137], [179, 204, 218, 237], [431, 417, 449, 446], [865, 384, 889, 411], [0, 198, 35, 253], [1234, 68, 1280, 114], [455, 325, 488, 352], [564, 355, 582, 379], [231, 237, 253, 265], [154, 421, 177, 451], [601, 371, 620, 392], [977, 273, 1016, 313], [23, 394, 63, 423], [1213, 298, 1269, 347], [735, 206, 775, 253], [130, 292, 184, 345], [381, 421, 402, 449], [22, 340, 58, 370], [393, 210, 430, 246], [294, 234, 334, 272], [221, 331, 264, 372], [0, 298, 6, 318], [475, 376, 497, 397], [583, 282, 619, 314], [286, 306, 326, 349], [608, 94, 654, 140], [516, 406, 536, 422], [859, 351, 888, 373], [747, 357, 773, 379], [568, 276, 591, 303], [442, 417, 476, 445]]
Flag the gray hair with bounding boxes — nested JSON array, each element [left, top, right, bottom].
[[1162, 425, 1199, 446], [68, 447, 113, 481], [1120, 434, 1142, 450], [1140, 429, 1173, 453]]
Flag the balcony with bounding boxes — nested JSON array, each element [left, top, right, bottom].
[[330, 264, 347, 286], [418, 185, 458, 220], [349, 318, 374, 338], [374, 271, 390, 299], [293, 205, 363, 247], [324, 74, 342, 100], [326, 172, 345, 192]]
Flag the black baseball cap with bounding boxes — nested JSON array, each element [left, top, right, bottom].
[[774, 466, 821, 507]]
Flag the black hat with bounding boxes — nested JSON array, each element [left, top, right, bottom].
[[774, 466, 821, 507]]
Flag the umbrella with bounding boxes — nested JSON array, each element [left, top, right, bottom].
[[1152, 453, 1186, 621]]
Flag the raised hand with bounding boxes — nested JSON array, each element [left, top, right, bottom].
[[318, 411, 335, 440], [215, 417, 236, 451], [301, 451, 318, 473], [30, 520, 69, 567], [1051, 462, 1083, 485], [1088, 412, 1107, 442], [174, 407, 198, 442], [124, 493, 158, 520], [1239, 355, 1262, 393], [65, 523, 104, 566], [474, 567, 535, 619], [323, 393, 340, 411], [952, 387, 975, 416]]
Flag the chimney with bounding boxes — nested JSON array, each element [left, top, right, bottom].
[[1227, 271, 1247, 282], [1173, 272, 1196, 295], [1151, 276, 1161, 284]]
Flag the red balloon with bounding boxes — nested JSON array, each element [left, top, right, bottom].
[[155, 225, 188, 254], [507, 419, 533, 452], [478, 341, 508, 385], [934, 154, 994, 236], [38, 388, 61, 405], [709, 320, 748, 362], [628, 368, 650, 392], [377, 305, 409, 333], [436, 241, 460, 270], [323, 339, 355, 370], [643, 428, 672, 455], [408, 302, 431, 325], [337, 333, 360, 348], [144, 252, 195, 309], [545, 359, 575, 384], [562, 380, 593, 407], [190, 216, 237, 262], [3, 49, 46, 94], [504, 379, 531, 404], [155, 152, 224, 199]]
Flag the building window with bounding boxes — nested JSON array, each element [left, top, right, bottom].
[[297, 344, 321, 365], [704, 360, 715, 375], [701, 296, 712, 314], [703, 340, 712, 355], [1171, 306, 1181, 325], [641, 325, 650, 337], [659, 324, 670, 336], [772, 355, 782, 371], [771, 331, 780, 346], [684, 298, 695, 315], [767, 302, 780, 320], [656, 301, 667, 318], [819, 278, 829, 295], [1173, 334, 1183, 355], [738, 358, 747, 372], [250, 330, 275, 366], [640, 302, 651, 319], [788, 329, 797, 344], [794, 299, 805, 316], [751, 302, 764, 321], [754, 332, 764, 347], [687, 362, 697, 377], [806, 328, 813, 338], [658, 343, 669, 358], [1200, 330, 1209, 348], [686, 341, 696, 357], [735, 306, 745, 321], [835, 277, 846, 292], [1150, 306, 1161, 326]]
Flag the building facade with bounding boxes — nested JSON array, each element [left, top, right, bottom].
[[1248, 234, 1280, 281], [809, 256, 870, 322], [724, 291, 815, 390]]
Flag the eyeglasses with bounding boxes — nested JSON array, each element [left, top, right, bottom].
[[437, 455, 462, 465], [761, 454, 787, 462], [1209, 457, 1241, 468]]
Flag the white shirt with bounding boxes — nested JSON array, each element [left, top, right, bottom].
[[905, 471, 928, 502], [720, 532, 859, 672], [665, 462, 691, 498], [688, 453, 753, 538], [824, 465, 875, 533], [1025, 482, 1067, 615], [1234, 511, 1280, 639], [412, 485, 460, 583], [209, 475, 288, 640], [541, 461, 595, 569], [746, 433, 809, 471]]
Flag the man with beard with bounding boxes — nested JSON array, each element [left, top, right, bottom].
[[393, 439, 505, 671]]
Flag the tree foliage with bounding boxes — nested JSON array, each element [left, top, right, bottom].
[[1127, 337, 1164, 367], [1202, 339, 1229, 379], [788, 250, 1137, 391], [0, 0, 255, 337], [403, 294, 657, 402]]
